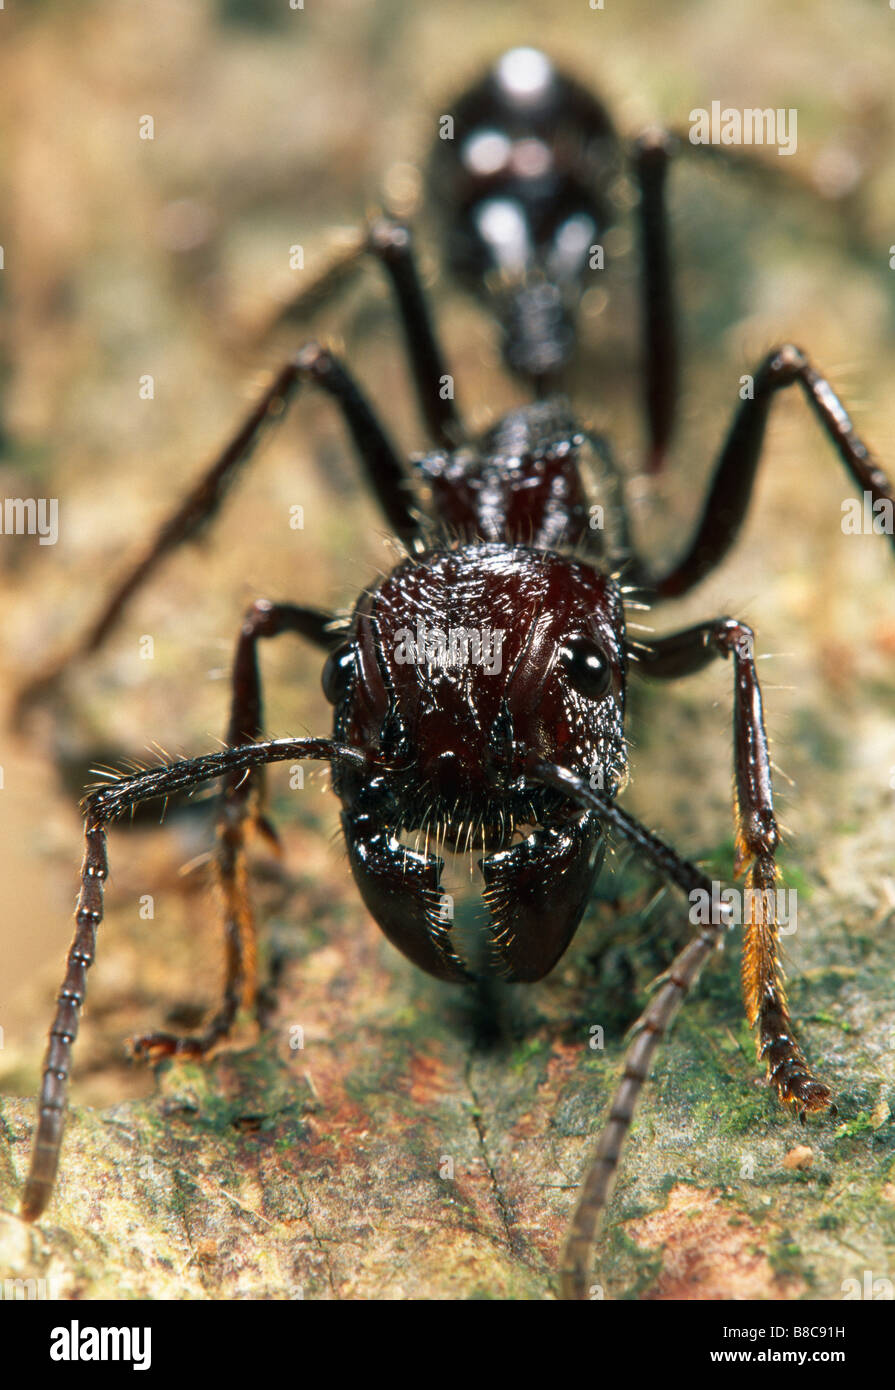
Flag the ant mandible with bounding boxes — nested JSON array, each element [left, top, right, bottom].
[[16, 47, 894, 1299]]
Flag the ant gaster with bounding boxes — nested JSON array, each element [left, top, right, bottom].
[[18, 46, 894, 1299]]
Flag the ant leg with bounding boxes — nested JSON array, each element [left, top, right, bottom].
[[532, 622, 833, 1303], [637, 345, 894, 598], [259, 215, 459, 448], [21, 735, 367, 1222], [285, 342, 421, 541], [366, 217, 460, 447], [130, 599, 343, 1060], [631, 617, 833, 1117], [252, 225, 370, 341], [632, 131, 678, 474], [525, 756, 734, 1301], [630, 119, 882, 478], [12, 342, 419, 724]]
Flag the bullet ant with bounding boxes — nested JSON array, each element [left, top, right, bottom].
[[17, 47, 892, 1299]]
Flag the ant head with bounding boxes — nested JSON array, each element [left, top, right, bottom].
[[326, 544, 627, 982], [334, 543, 627, 825]]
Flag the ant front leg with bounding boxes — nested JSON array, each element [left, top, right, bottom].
[[130, 600, 342, 1061], [21, 736, 367, 1222], [632, 617, 833, 1115]]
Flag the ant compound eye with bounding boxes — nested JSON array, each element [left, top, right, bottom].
[[558, 635, 612, 700], [321, 643, 356, 705]]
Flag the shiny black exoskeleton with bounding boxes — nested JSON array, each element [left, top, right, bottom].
[[325, 391, 633, 985], [428, 45, 620, 381], [22, 47, 894, 1300]]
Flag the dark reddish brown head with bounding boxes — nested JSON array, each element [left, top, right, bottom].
[[324, 542, 627, 984]]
